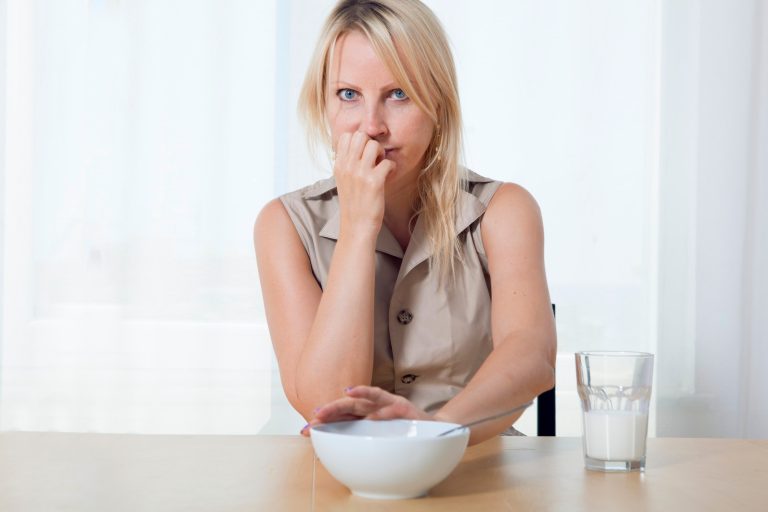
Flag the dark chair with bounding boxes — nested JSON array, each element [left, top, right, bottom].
[[536, 304, 556, 436]]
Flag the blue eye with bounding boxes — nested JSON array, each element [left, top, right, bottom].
[[391, 89, 408, 100], [337, 89, 358, 101]]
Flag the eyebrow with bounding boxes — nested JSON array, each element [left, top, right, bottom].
[[331, 80, 400, 91]]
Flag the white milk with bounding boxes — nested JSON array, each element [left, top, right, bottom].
[[583, 410, 648, 461]]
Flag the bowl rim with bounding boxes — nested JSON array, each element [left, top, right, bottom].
[[309, 418, 469, 441]]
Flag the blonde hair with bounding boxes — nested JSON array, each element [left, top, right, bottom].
[[298, 0, 465, 280]]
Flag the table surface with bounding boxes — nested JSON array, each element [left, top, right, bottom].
[[0, 433, 766, 511]]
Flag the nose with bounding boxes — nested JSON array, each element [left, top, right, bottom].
[[362, 102, 388, 139]]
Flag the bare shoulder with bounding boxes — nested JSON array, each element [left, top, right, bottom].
[[482, 182, 543, 241], [254, 197, 290, 232], [253, 198, 294, 250]]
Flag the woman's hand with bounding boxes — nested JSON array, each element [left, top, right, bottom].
[[300, 386, 430, 436], [333, 131, 396, 238]]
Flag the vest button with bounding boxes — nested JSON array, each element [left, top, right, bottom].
[[401, 374, 418, 384], [397, 309, 413, 325]]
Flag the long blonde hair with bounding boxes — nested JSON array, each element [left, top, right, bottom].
[[299, 0, 465, 279]]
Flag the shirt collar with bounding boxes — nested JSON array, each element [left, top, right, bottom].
[[313, 169, 494, 263]]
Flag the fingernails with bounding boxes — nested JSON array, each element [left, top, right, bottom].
[[344, 386, 353, 393], [300, 423, 310, 434], [313, 407, 321, 414]]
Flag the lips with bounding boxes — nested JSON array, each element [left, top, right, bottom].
[[376, 148, 397, 165]]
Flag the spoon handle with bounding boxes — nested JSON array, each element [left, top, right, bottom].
[[437, 401, 534, 437]]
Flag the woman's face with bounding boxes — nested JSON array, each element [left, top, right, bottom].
[[326, 30, 435, 182]]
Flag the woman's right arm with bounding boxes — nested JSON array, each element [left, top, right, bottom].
[[254, 132, 393, 422]]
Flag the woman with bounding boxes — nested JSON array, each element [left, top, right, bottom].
[[254, 0, 556, 445]]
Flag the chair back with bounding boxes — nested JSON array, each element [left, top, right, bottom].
[[536, 304, 556, 436]]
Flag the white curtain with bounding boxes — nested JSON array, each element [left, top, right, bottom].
[[656, 0, 768, 438], [1, 0, 276, 434], [1, 0, 766, 437]]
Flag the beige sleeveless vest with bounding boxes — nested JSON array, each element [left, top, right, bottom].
[[280, 170, 503, 414]]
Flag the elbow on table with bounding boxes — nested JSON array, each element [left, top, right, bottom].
[[282, 373, 324, 422], [528, 348, 556, 397], [538, 360, 556, 395], [540, 331, 557, 393]]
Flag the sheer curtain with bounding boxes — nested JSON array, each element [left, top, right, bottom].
[[1, 0, 275, 434], [1, 0, 765, 437], [657, 0, 768, 437]]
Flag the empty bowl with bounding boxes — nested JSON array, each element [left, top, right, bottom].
[[310, 419, 470, 499]]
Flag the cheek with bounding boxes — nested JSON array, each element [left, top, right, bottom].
[[404, 118, 435, 156], [327, 108, 360, 145], [418, 124, 434, 150]]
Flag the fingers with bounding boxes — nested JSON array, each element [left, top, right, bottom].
[[331, 131, 393, 235], [336, 132, 352, 159], [346, 386, 428, 421], [361, 138, 382, 166], [305, 386, 430, 434], [344, 385, 396, 403], [348, 131, 369, 162], [318, 386, 402, 421], [374, 158, 395, 179], [367, 401, 418, 420], [360, 139, 395, 182], [311, 386, 391, 424], [336, 131, 390, 170], [314, 396, 378, 422]]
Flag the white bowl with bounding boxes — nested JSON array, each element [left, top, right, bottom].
[[310, 419, 470, 499]]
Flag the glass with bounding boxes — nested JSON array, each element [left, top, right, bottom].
[[575, 351, 654, 472]]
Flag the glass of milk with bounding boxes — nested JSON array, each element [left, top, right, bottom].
[[575, 351, 654, 472]]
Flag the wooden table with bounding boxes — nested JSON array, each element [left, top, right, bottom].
[[0, 433, 765, 511]]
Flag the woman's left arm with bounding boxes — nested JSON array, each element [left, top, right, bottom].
[[432, 183, 557, 445], [311, 183, 556, 443]]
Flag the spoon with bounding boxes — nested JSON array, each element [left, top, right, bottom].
[[437, 401, 534, 437]]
